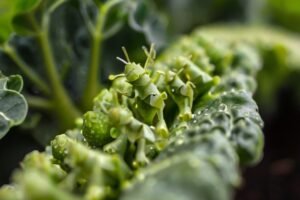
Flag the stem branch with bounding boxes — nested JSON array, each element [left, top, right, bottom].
[[3, 44, 51, 95], [35, 15, 81, 129], [81, 0, 123, 110], [81, 6, 106, 110], [26, 95, 53, 110]]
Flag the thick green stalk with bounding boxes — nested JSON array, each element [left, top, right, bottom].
[[36, 27, 80, 129], [81, 7, 105, 111], [81, 33, 103, 110], [37, 31, 80, 128], [81, 0, 123, 110]]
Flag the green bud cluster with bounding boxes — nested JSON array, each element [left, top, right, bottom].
[[0, 29, 268, 200]]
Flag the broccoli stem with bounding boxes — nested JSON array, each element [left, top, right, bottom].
[[33, 14, 81, 129], [81, 0, 123, 110], [81, 5, 106, 111]]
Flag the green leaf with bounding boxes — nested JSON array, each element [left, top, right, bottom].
[[192, 90, 264, 165], [12, 0, 42, 35], [122, 133, 236, 200], [0, 1, 15, 43], [0, 73, 23, 92], [0, 72, 27, 139], [13, 0, 68, 34], [0, 0, 42, 42], [6, 74, 23, 92]]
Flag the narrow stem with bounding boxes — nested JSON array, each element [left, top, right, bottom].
[[81, 6, 107, 111], [3, 44, 51, 95], [36, 26, 81, 129], [81, 0, 122, 110], [79, 2, 95, 34], [26, 95, 53, 110]]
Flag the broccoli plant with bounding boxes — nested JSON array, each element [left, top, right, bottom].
[[0, 0, 167, 143], [1, 0, 300, 198], [0, 27, 270, 200], [1, 0, 298, 146]]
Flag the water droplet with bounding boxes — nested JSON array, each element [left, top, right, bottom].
[[171, 88, 175, 93], [197, 110, 201, 115]]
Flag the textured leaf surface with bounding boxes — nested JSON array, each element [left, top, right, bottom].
[[0, 72, 27, 139]]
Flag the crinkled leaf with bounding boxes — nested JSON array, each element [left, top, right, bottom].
[[0, 73, 23, 92], [0, 89, 27, 123], [0, 73, 27, 139], [122, 153, 231, 200], [192, 90, 264, 165], [6, 74, 23, 92]]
